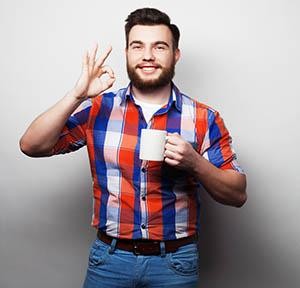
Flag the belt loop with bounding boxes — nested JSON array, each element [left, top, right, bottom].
[[109, 238, 117, 254], [160, 241, 166, 257]]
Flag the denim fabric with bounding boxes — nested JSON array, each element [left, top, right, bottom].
[[82, 238, 199, 288]]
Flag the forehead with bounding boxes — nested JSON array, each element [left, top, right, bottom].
[[128, 25, 173, 44]]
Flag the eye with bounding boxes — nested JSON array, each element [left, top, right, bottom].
[[155, 45, 166, 51], [132, 45, 142, 50]]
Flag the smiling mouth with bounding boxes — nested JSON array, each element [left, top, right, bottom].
[[137, 65, 161, 74], [141, 67, 157, 72]]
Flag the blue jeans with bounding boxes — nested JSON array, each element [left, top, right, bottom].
[[82, 237, 199, 288]]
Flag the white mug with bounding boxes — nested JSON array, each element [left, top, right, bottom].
[[139, 129, 167, 161]]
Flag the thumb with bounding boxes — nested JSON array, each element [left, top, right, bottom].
[[106, 76, 116, 88], [101, 76, 116, 92], [167, 132, 180, 136]]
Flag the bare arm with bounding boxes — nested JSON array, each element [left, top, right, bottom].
[[164, 133, 247, 207], [19, 91, 85, 157], [19, 44, 115, 157], [190, 154, 246, 207]]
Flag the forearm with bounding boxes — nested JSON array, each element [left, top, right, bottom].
[[19, 89, 84, 157], [192, 153, 247, 207]]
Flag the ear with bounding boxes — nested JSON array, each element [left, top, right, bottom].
[[174, 48, 181, 63]]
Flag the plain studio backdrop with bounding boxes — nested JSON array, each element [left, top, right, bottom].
[[1, 0, 299, 287]]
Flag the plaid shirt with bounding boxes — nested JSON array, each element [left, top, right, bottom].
[[53, 83, 243, 240]]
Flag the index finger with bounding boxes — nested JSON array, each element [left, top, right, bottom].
[[166, 133, 182, 145], [95, 45, 112, 68]]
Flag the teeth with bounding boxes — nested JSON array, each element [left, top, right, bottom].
[[142, 67, 156, 72]]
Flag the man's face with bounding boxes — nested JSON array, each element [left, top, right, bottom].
[[126, 25, 180, 91]]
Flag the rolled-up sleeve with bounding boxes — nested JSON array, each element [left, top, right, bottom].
[[200, 109, 244, 173], [51, 100, 92, 155]]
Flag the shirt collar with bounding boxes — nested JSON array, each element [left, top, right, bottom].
[[120, 82, 182, 112]]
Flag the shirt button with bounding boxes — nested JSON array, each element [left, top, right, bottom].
[[142, 196, 146, 201], [141, 167, 146, 173], [141, 224, 146, 229]]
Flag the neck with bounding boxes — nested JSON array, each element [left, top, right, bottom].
[[131, 83, 172, 105]]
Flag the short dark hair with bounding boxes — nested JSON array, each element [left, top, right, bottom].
[[125, 8, 180, 50]]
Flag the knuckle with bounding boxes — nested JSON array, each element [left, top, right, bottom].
[[182, 146, 187, 154], [177, 147, 184, 154]]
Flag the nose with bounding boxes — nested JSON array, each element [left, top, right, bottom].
[[142, 47, 155, 61]]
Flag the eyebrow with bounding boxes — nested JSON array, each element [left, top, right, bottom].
[[154, 41, 169, 47], [129, 40, 143, 47], [129, 40, 170, 47]]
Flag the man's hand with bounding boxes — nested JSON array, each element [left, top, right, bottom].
[[164, 133, 199, 171], [164, 132, 247, 207], [73, 43, 116, 100]]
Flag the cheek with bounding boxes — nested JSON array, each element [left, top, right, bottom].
[[155, 53, 175, 65], [127, 52, 143, 63]]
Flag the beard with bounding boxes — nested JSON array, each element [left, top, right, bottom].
[[126, 58, 176, 92]]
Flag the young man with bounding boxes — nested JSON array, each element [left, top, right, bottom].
[[20, 7, 247, 288]]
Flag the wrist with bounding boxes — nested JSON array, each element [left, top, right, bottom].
[[190, 151, 206, 177], [66, 88, 87, 103]]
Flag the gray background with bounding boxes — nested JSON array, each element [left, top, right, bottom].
[[1, 0, 299, 287]]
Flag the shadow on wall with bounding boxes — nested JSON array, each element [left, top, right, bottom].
[[0, 160, 95, 288], [198, 187, 299, 288], [175, 50, 300, 288]]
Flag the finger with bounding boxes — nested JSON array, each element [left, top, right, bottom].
[[167, 132, 180, 137], [82, 50, 89, 72], [101, 76, 116, 91], [165, 142, 180, 153], [166, 134, 183, 145], [98, 65, 115, 79], [95, 45, 112, 68], [106, 77, 116, 88], [164, 149, 181, 160], [97, 65, 115, 90], [164, 157, 180, 166], [88, 43, 98, 74]]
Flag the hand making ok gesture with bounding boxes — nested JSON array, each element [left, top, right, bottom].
[[73, 43, 115, 100]]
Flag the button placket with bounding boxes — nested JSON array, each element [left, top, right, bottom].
[[140, 160, 148, 199], [140, 162, 148, 238]]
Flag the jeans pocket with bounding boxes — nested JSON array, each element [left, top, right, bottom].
[[166, 243, 199, 276], [88, 239, 109, 267]]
